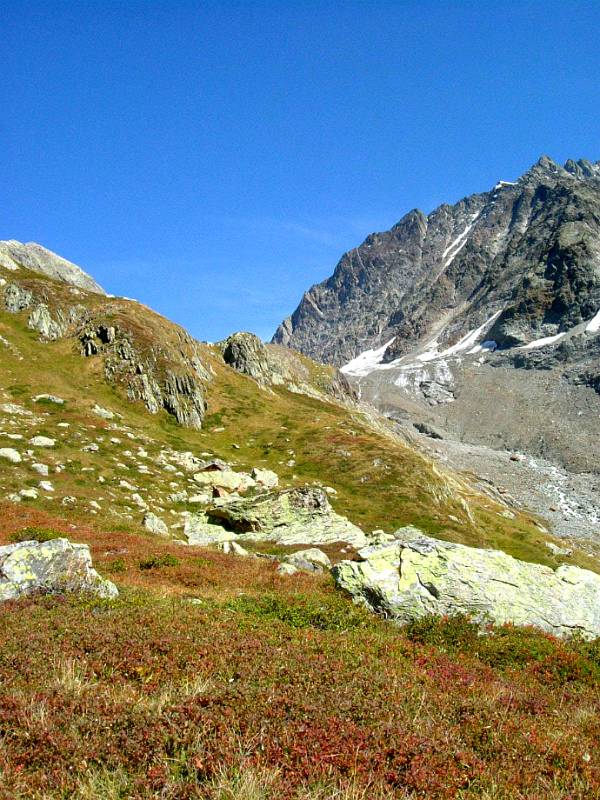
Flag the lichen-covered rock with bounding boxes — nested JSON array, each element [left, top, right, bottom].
[[332, 529, 600, 640], [207, 487, 367, 547], [0, 538, 118, 601], [183, 513, 236, 546], [193, 469, 255, 492]]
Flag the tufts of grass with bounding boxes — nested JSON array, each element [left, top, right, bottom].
[[138, 553, 181, 570], [9, 526, 64, 544], [225, 591, 374, 632]]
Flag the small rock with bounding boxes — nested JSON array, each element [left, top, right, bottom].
[[39, 481, 54, 492], [20, 488, 38, 500], [92, 404, 115, 420], [31, 463, 49, 475], [132, 493, 147, 509], [142, 512, 169, 536], [545, 541, 573, 557], [283, 547, 332, 573], [251, 467, 279, 488], [33, 394, 64, 405], [0, 448, 21, 463], [30, 436, 55, 448]]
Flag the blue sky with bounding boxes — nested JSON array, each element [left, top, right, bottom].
[[2, 1, 599, 341]]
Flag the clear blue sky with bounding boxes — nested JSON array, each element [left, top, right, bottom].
[[2, 1, 599, 341]]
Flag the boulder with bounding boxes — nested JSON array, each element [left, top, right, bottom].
[[283, 547, 331, 573], [183, 513, 236, 546], [0, 538, 118, 601], [251, 467, 279, 488], [332, 529, 600, 640], [221, 332, 285, 385], [207, 487, 367, 547], [192, 469, 255, 492], [142, 512, 169, 536]]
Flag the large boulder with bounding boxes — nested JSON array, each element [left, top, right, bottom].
[[332, 528, 600, 640], [192, 469, 255, 492], [221, 332, 286, 385], [183, 513, 237, 546], [207, 487, 367, 547], [0, 538, 118, 601]]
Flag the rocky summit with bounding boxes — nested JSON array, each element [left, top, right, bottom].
[[275, 156, 600, 546]]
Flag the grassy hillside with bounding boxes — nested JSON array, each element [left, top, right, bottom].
[[1, 268, 600, 798], [1, 507, 600, 799], [0, 269, 592, 569]]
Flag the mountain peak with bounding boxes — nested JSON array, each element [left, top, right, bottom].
[[0, 240, 106, 295]]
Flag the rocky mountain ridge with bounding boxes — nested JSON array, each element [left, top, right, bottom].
[[273, 157, 600, 544]]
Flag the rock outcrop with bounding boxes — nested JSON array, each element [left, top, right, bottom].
[[0, 538, 118, 601], [333, 528, 600, 640]]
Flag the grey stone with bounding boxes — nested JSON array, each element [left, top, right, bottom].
[[0, 538, 117, 601], [333, 529, 600, 640], [283, 547, 331, 573], [0, 448, 21, 463], [142, 512, 169, 536], [0, 240, 106, 294]]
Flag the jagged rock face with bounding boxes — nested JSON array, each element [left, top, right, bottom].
[[221, 331, 356, 403], [273, 157, 600, 486], [1, 276, 210, 429], [80, 319, 209, 429], [333, 528, 600, 640], [0, 538, 118, 601], [0, 240, 106, 295], [274, 157, 600, 367]]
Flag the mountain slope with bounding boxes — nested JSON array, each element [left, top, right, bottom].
[[273, 156, 600, 368], [273, 157, 600, 544], [0, 252, 588, 569]]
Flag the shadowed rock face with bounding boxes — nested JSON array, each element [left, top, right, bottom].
[[273, 157, 600, 367], [333, 528, 600, 640], [0, 240, 106, 295]]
